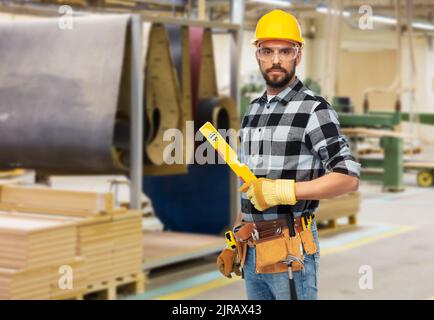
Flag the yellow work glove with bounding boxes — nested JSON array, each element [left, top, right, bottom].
[[239, 178, 297, 211], [216, 248, 242, 278]]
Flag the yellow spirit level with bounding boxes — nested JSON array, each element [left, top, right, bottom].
[[199, 122, 257, 183]]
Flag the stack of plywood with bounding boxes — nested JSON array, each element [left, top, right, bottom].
[[0, 266, 51, 300], [0, 214, 76, 269], [0, 210, 144, 286], [50, 257, 88, 300], [51, 211, 144, 285], [48, 175, 156, 218], [75, 211, 144, 283], [0, 213, 83, 300], [112, 211, 143, 277], [0, 184, 144, 299], [0, 184, 114, 217], [76, 216, 114, 284]]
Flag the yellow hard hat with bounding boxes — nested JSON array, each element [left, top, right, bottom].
[[252, 9, 304, 47]]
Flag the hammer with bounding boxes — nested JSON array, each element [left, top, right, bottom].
[[282, 254, 304, 300]]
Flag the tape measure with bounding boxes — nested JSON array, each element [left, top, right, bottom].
[[224, 230, 237, 250], [199, 122, 257, 183]]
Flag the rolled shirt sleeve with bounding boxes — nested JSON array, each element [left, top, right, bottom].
[[304, 102, 361, 178]]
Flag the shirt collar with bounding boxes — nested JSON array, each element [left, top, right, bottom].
[[258, 77, 303, 106], [257, 91, 268, 104]]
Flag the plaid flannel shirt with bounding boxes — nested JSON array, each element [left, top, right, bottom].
[[239, 77, 361, 221]]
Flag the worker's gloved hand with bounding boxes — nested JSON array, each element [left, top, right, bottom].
[[239, 178, 297, 211], [216, 248, 242, 278]]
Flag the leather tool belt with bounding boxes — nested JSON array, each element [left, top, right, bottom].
[[233, 216, 317, 274]]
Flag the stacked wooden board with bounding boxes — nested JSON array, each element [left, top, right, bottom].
[[0, 184, 144, 300], [112, 212, 143, 278], [0, 214, 76, 269], [76, 216, 114, 284], [74, 212, 144, 284], [0, 212, 84, 299], [0, 184, 114, 217], [48, 175, 156, 217], [47, 175, 162, 230], [50, 257, 88, 300], [0, 266, 51, 300]]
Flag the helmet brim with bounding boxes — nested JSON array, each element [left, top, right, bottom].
[[252, 38, 305, 47]]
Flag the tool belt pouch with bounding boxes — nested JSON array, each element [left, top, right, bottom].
[[299, 228, 317, 255], [234, 223, 254, 268], [285, 233, 304, 272], [236, 240, 247, 268], [234, 223, 254, 242], [255, 234, 289, 270], [254, 228, 304, 274]]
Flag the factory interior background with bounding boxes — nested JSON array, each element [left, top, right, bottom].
[[0, 0, 433, 300]]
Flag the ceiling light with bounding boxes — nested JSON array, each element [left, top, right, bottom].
[[412, 22, 434, 31], [371, 15, 434, 31], [316, 6, 350, 17], [251, 0, 291, 8], [371, 15, 397, 25]]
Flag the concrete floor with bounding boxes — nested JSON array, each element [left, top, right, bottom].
[[132, 149, 434, 300]]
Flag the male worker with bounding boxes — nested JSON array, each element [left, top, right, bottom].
[[217, 9, 360, 300]]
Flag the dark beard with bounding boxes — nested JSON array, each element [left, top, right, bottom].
[[261, 61, 296, 89]]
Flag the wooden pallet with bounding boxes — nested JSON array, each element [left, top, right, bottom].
[[52, 290, 86, 300], [54, 273, 147, 300], [81, 272, 147, 300], [317, 215, 358, 236], [316, 192, 360, 236]]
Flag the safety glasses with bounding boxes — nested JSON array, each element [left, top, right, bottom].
[[256, 46, 300, 62]]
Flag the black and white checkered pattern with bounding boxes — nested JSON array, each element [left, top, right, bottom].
[[239, 77, 361, 221]]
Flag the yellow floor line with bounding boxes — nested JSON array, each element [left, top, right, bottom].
[[154, 225, 415, 300], [155, 277, 241, 300], [320, 225, 415, 256]]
